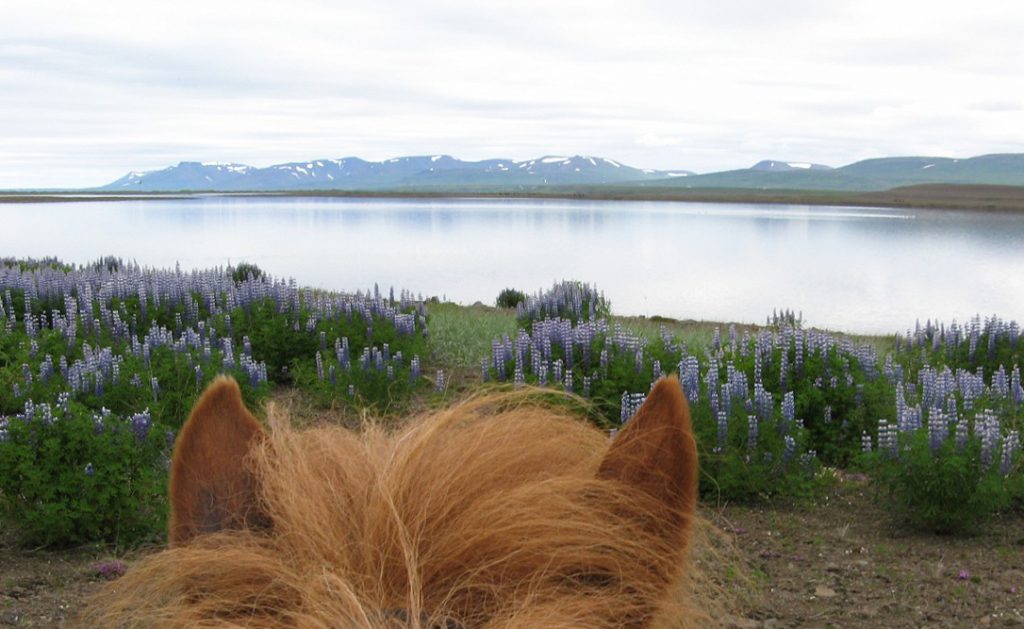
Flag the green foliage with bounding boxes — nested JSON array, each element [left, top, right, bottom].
[[1, 256, 74, 273], [865, 430, 1018, 534], [0, 400, 171, 547], [89, 255, 124, 273], [692, 401, 823, 503], [496, 287, 527, 309], [230, 261, 265, 284], [292, 348, 422, 415]]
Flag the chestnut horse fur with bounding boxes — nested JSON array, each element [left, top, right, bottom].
[[85, 375, 704, 628]]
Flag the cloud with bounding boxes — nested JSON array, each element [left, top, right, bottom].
[[633, 133, 683, 147], [1, 0, 1023, 187]]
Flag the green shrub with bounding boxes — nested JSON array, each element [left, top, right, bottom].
[[230, 261, 265, 284], [496, 288, 527, 310], [0, 398, 172, 547], [865, 427, 1021, 533]]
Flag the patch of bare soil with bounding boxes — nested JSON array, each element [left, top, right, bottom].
[[712, 475, 1024, 628], [2, 476, 1022, 627], [0, 538, 126, 627]]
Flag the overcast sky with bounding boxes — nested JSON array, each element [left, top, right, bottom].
[[3, 0, 1023, 188]]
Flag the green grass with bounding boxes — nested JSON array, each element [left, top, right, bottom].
[[426, 302, 518, 369]]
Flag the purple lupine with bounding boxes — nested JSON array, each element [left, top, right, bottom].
[[620, 392, 646, 424], [130, 409, 153, 443], [861, 431, 872, 454], [781, 390, 796, 424], [715, 410, 728, 453], [513, 365, 525, 389], [977, 410, 1001, 467], [1001, 431, 1020, 477], [799, 450, 817, 472], [954, 418, 969, 451], [927, 408, 947, 453], [782, 435, 797, 463], [992, 365, 1009, 398]]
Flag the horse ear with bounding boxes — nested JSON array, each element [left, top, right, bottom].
[[597, 376, 698, 543], [168, 376, 268, 546]]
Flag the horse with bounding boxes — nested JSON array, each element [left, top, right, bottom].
[[84, 375, 704, 627]]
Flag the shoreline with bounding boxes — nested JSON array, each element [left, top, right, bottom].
[[3, 183, 1024, 212]]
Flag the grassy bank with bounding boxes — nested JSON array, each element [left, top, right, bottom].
[[4, 182, 1024, 212]]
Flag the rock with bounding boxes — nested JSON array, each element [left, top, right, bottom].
[[814, 585, 838, 598]]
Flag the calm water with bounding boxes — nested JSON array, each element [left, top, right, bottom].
[[3, 196, 1024, 334]]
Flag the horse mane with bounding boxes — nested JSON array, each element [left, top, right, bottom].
[[83, 377, 713, 627]]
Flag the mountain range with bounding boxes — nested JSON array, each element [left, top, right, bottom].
[[101, 155, 692, 192], [98, 153, 1024, 193]]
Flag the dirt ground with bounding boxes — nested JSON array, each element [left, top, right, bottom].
[[2, 475, 1022, 627], [709, 475, 1024, 628]]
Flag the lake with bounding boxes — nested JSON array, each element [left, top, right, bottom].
[[3, 196, 1023, 335]]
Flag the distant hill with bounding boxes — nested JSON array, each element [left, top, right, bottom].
[[645, 153, 1024, 192], [750, 160, 833, 172], [100, 155, 694, 192], [97, 152, 1024, 193]]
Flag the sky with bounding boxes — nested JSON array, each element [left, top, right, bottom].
[[3, 0, 1024, 189]]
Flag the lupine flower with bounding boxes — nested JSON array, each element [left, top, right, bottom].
[[1001, 431, 1020, 477], [715, 410, 728, 453], [927, 408, 947, 453], [130, 410, 153, 443], [977, 410, 1002, 467]]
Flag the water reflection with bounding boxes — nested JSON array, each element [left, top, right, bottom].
[[3, 196, 1022, 334]]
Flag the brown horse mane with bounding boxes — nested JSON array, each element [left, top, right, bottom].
[[84, 376, 716, 628]]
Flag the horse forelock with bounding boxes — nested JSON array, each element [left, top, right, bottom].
[[84, 392, 703, 628]]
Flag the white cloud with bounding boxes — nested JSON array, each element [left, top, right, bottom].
[[1, 0, 1023, 187]]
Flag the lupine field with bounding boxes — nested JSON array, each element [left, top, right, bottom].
[[0, 260, 1022, 551], [0, 257, 428, 546]]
